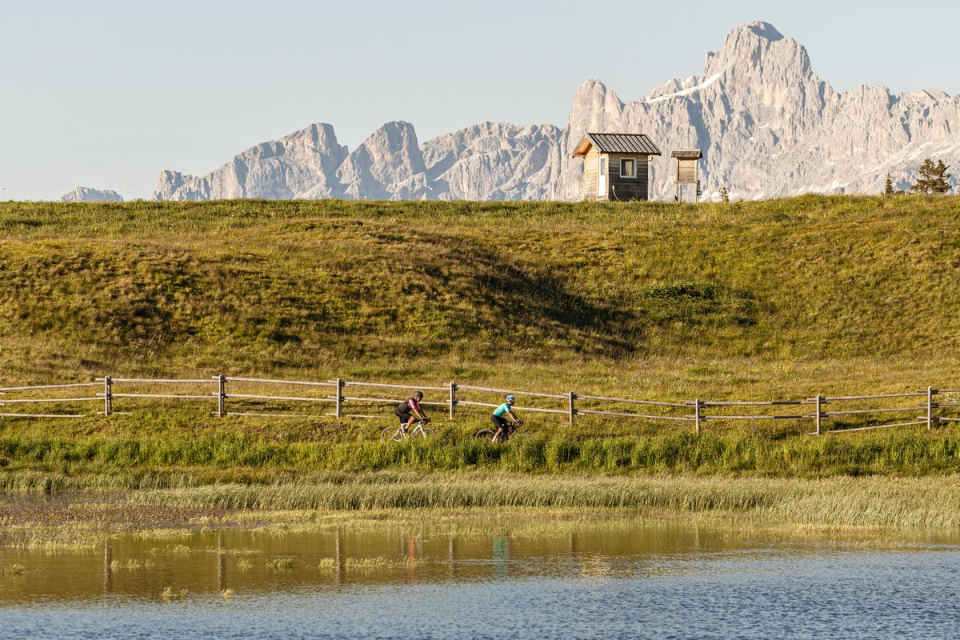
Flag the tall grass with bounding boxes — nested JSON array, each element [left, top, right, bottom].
[[7, 471, 960, 530], [3, 429, 960, 481], [118, 473, 960, 529]]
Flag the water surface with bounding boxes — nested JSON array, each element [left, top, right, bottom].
[[3, 520, 959, 638]]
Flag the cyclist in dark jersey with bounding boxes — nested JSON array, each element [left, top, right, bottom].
[[396, 391, 428, 433], [490, 395, 521, 441]]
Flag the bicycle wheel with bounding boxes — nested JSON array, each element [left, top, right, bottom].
[[415, 428, 436, 440], [509, 428, 529, 440], [474, 429, 496, 440], [381, 427, 405, 442]]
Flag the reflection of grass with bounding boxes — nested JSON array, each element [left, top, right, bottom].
[[317, 558, 336, 572], [162, 587, 189, 600], [0, 519, 107, 551], [344, 556, 419, 572], [345, 557, 392, 573], [133, 529, 193, 540], [221, 589, 234, 599], [171, 544, 191, 555], [579, 556, 614, 579], [267, 557, 295, 570], [2, 564, 26, 576], [212, 547, 258, 556], [236, 559, 252, 571], [110, 558, 156, 571]]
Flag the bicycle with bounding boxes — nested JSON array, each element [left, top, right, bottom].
[[381, 418, 436, 442], [474, 420, 526, 443]]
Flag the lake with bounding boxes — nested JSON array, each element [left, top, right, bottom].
[[2, 519, 960, 639]]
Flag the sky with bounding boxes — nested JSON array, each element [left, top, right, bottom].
[[2, 0, 959, 202]]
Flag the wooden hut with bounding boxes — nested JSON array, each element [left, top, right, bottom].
[[572, 133, 662, 201]]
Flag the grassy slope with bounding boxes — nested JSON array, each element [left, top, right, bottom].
[[2, 195, 959, 384], [2, 195, 960, 479]]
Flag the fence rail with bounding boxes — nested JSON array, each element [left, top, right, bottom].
[[0, 383, 101, 392], [2, 376, 959, 438]]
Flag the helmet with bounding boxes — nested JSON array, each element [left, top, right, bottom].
[[506, 395, 516, 403], [413, 391, 423, 400]]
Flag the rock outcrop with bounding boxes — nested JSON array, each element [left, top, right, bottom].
[[153, 123, 348, 200], [560, 21, 960, 200], [423, 123, 565, 200], [60, 187, 124, 202], [336, 121, 430, 200], [153, 21, 960, 202]]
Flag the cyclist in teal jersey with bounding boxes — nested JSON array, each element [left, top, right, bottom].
[[490, 395, 521, 442]]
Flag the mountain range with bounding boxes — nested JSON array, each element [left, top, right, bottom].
[[141, 21, 959, 203]]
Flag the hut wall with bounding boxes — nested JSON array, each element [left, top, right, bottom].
[[582, 147, 601, 202], [606, 154, 650, 201]]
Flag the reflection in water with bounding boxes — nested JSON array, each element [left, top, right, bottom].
[[103, 539, 112, 595], [2, 519, 956, 603], [4, 520, 714, 602], [3, 520, 960, 639], [492, 536, 509, 582]]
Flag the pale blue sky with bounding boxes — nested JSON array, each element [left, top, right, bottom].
[[2, 0, 958, 201]]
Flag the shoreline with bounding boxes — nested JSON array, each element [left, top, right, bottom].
[[3, 472, 960, 548]]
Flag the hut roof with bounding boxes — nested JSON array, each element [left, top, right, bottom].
[[572, 133, 662, 158], [671, 149, 702, 159]]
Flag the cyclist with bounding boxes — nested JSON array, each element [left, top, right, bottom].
[[396, 391, 428, 433], [491, 395, 521, 442]]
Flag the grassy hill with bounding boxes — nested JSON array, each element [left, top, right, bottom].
[[4, 195, 960, 481], [2, 195, 959, 398]]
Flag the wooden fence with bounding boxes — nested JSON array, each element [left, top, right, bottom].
[[3, 375, 959, 437]]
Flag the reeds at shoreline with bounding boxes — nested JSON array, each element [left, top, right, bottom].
[[4, 472, 960, 531]]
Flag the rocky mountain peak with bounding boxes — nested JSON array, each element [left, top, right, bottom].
[[742, 21, 784, 41], [150, 20, 960, 204], [60, 186, 124, 202], [337, 121, 430, 200], [153, 122, 347, 200], [568, 80, 624, 133], [705, 22, 809, 80]]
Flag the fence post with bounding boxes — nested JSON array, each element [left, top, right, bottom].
[[336, 378, 344, 419], [216, 375, 226, 418], [568, 392, 576, 427], [928, 386, 935, 431], [103, 376, 113, 417], [449, 382, 457, 420], [815, 395, 823, 436], [694, 398, 701, 436]]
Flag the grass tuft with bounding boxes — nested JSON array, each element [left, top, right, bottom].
[[266, 557, 295, 571], [162, 587, 189, 600]]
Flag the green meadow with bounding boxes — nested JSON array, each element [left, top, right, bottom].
[[3, 196, 960, 525], [2, 195, 959, 387]]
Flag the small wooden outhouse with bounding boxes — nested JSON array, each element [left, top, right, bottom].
[[672, 149, 703, 203], [572, 133, 662, 201]]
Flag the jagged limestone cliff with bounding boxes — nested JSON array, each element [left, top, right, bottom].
[[153, 21, 960, 202]]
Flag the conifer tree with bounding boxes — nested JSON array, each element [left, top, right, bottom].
[[721, 187, 730, 203], [884, 174, 895, 196], [911, 158, 953, 194], [933, 160, 953, 194]]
